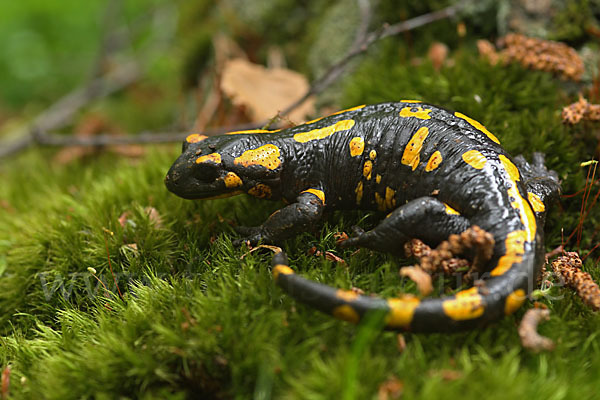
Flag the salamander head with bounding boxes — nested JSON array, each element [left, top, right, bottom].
[[165, 133, 283, 200]]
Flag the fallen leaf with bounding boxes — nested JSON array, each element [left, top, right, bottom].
[[427, 42, 448, 71], [378, 377, 403, 400], [396, 334, 406, 353], [1, 365, 10, 400], [325, 251, 346, 265], [334, 231, 349, 245], [144, 207, 163, 228], [221, 58, 315, 123], [118, 211, 131, 228], [400, 266, 433, 296]]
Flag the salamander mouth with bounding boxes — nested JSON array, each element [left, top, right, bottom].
[[164, 172, 220, 199]]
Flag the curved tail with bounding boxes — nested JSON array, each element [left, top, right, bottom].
[[271, 238, 543, 332]]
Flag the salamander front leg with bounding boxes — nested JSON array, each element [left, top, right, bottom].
[[234, 189, 325, 246], [340, 196, 471, 255]]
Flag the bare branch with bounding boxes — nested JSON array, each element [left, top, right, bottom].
[[33, 122, 262, 148], [280, 1, 465, 117], [0, 2, 465, 160]]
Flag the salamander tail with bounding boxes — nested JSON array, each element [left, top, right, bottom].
[[271, 251, 534, 333]]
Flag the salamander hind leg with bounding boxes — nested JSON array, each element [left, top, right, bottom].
[[340, 196, 471, 255]]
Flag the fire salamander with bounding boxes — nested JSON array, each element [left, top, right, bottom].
[[165, 101, 560, 332]]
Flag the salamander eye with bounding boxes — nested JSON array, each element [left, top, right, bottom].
[[195, 163, 219, 183]]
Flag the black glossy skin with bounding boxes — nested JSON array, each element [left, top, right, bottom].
[[166, 101, 560, 332]]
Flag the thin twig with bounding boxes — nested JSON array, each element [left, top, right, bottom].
[[35, 122, 262, 147], [280, 1, 465, 117], [0, 62, 140, 158], [0, 2, 464, 158]]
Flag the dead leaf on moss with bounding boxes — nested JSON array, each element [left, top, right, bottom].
[[118, 211, 131, 228], [240, 244, 282, 259], [427, 42, 448, 71], [377, 377, 403, 400], [325, 251, 346, 266], [400, 266, 433, 296], [144, 207, 163, 228], [221, 58, 315, 123]]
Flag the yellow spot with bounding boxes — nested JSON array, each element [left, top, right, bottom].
[[336, 289, 360, 302], [491, 230, 527, 276], [385, 187, 396, 209], [332, 305, 360, 323], [444, 204, 460, 215], [505, 289, 526, 315], [186, 133, 207, 143], [369, 150, 377, 160], [490, 153, 538, 276], [355, 181, 363, 204], [302, 188, 325, 204], [528, 192, 545, 213], [376, 174, 382, 184], [401, 126, 430, 170], [293, 119, 355, 143], [226, 129, 277, 135], [363, 160, 373, 180], [196, 153, 222, 164], [499, 154, 536, 242], [461, 150, 487, 169], [400, 99, 422, 103], [499, 155, 520, 181], [442, 287, 485, 320], [399, 106, 432, 120], [272, 264, 294, 280], [425, 150, 443, 172], [224, 172, 243, 188], [234, 144, 281, 170], [248, 184, 272, 199], [385, 296, 420, 328], [349, 137, 365, 157], [455, 112, 500, 144], [375, 188, 396, 211]]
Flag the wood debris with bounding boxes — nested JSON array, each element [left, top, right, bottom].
[[561, 96, 600, 125], [551, 252, 600, 311], [478, 34, 584, 81], [519, 307, 555, 352], [404, 226, 494, 277]]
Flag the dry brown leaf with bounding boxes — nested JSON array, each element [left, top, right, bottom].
[[118, 211, 131, 228], [334, 231, 349, 245], [240, 244, 282, 259], [377, 377, 404, 400], [1, 365, 10, 400], [144, 207, 163, 228], [400, 266, 433, 296], [427, 42, 448, 71], [325, 251, 346, 266], [221, 58, 315, 123], [396, 334, 406, 353]]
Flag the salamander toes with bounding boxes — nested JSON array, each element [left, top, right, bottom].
[[338, 226, 367, 248]]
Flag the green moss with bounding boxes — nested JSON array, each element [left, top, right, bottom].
[[1, 2, 600, 398]]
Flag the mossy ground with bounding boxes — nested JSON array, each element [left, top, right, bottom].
[[2, 2, 600, 399]]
